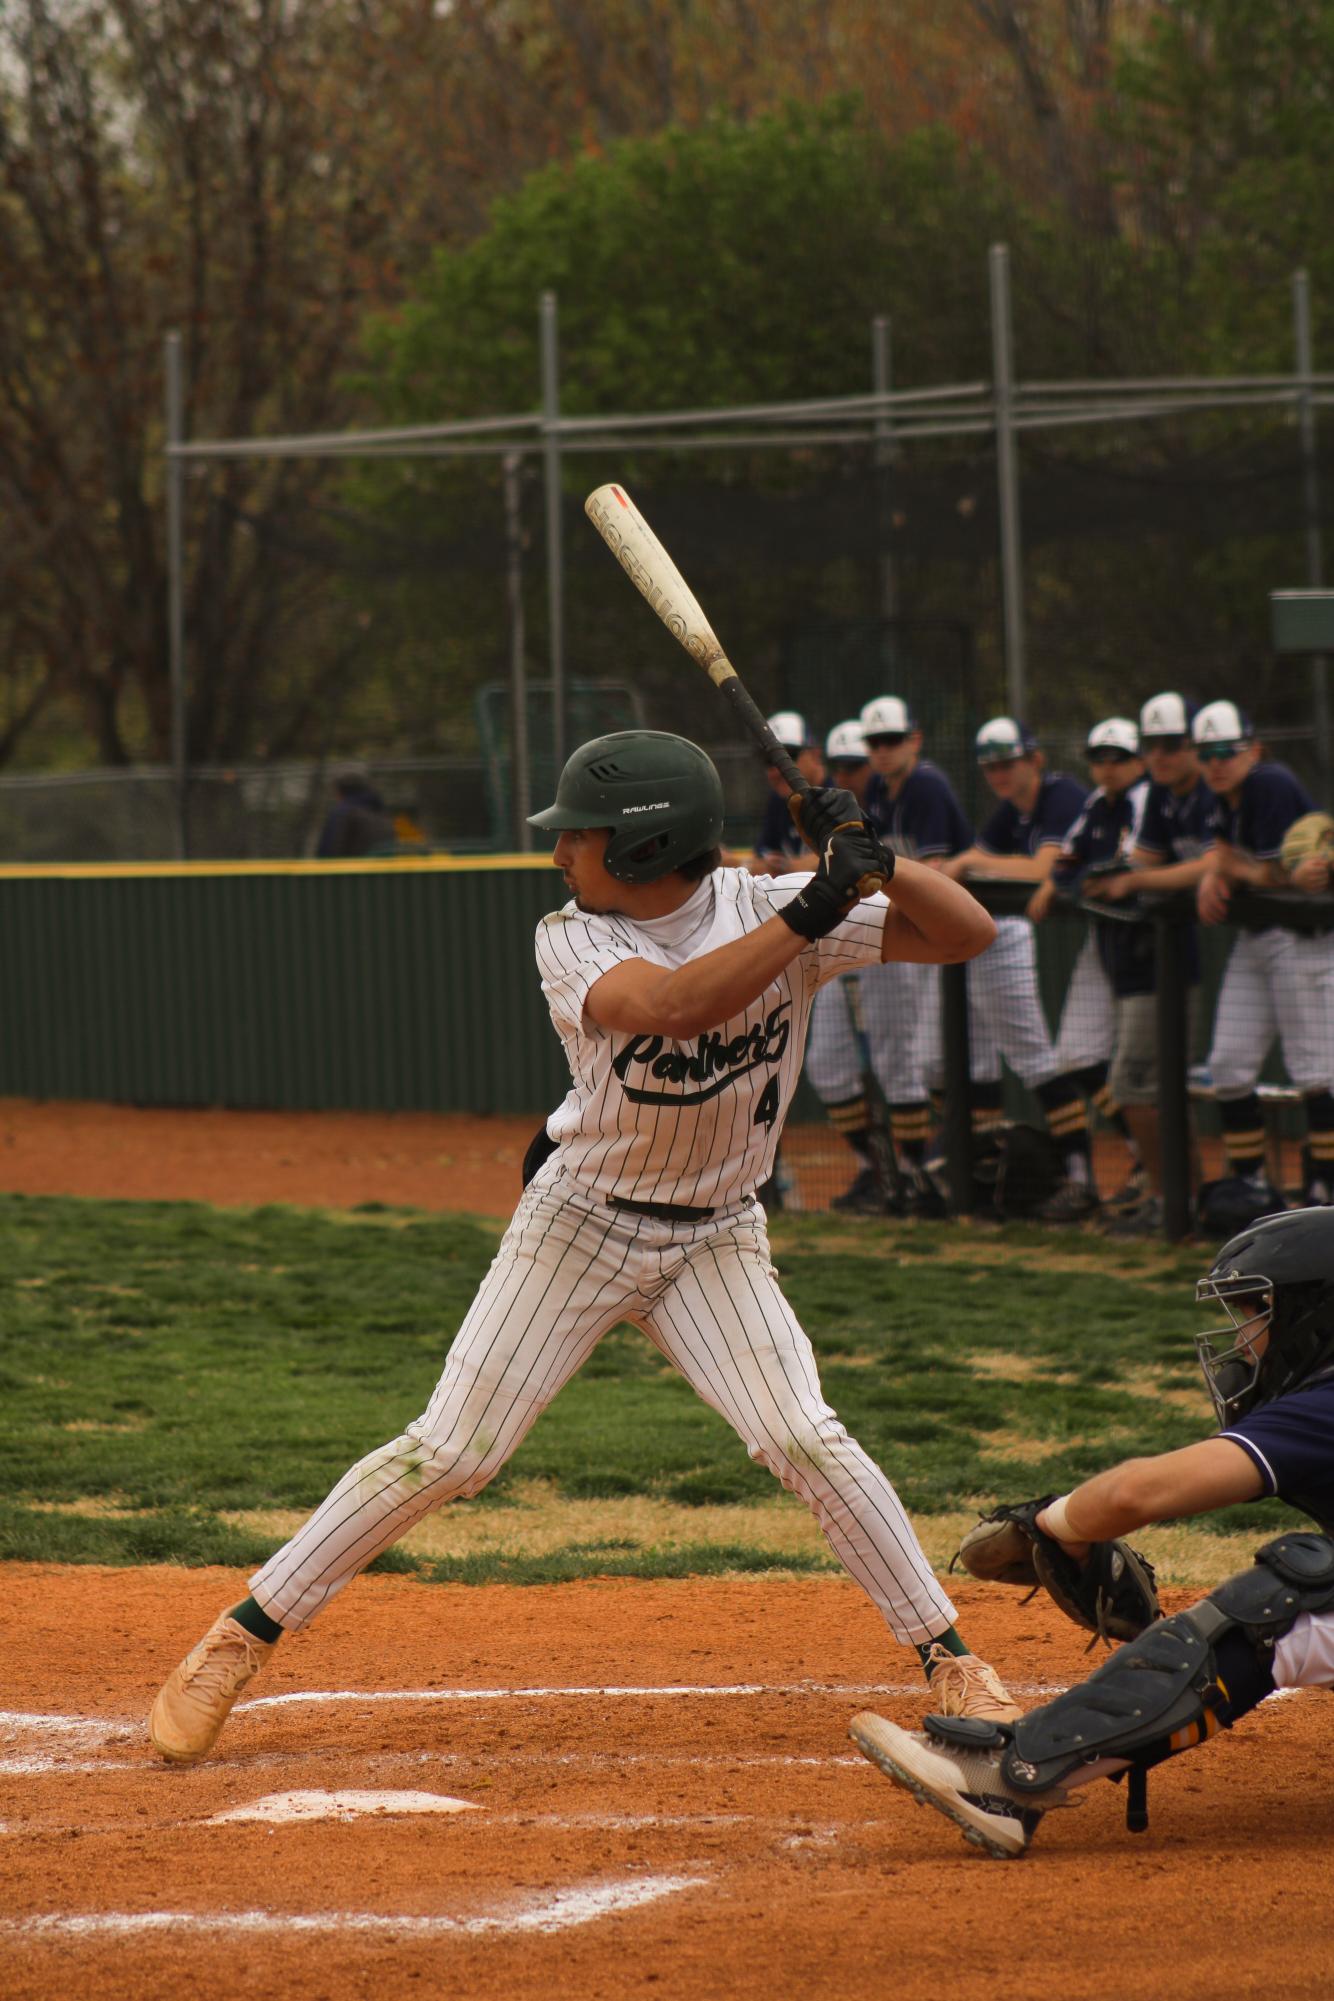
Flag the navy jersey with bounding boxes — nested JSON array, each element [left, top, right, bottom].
[[1220, 1371, 1334, 1535], [1054, 779, 1154, 996], [978, 772, 1087, 858], [864, 760, 973, 860], [756, 788, 805, 860], [1206, 761, 1313, 863], [1137, 776, 1215, 863]]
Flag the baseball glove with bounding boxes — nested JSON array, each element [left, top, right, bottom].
[[954, 1496, 1160, 1647], [1280, 810, 1334, 876]]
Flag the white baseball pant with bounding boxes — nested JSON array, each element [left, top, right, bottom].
[[920, 917, 1060, 1089], [1208, 928, 1334, 1097], [805, 963, 932, 1106], [249, 1165, 956, 1644], [1051, 931, 1115, 1075]]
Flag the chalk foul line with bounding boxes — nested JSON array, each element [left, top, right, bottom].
[[1, 1872, 709, 1941]]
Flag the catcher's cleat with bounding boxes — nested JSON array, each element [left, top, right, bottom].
[[850, 1711, 1070, 1859], [149, 1613, 275, 1765], [921, 1644, 1022, 1724]]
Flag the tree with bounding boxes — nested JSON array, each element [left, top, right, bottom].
[[0, 1, 429, 768]]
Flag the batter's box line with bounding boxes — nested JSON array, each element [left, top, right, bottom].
[[0, 1871, 711, 1942], [235, 1679, 1075, 1712]]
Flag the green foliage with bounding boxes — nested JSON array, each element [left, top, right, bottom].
[[357, 102, 1031, 424]]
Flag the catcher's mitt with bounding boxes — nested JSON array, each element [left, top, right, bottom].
[[1280, 810, 1334, 876], [954, 1496, 1160, 1647]]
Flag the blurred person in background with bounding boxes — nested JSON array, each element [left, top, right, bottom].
[[1194, 701, 1334, 1212], [749, 710, 826, 874], [1030, 717, 1151, 1230], [940, 719, 1105, 1220], [1086, 692, 1215, 1226], [315, 761, 396, 859]]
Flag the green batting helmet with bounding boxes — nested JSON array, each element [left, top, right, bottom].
[[528, 730, 725, 884]]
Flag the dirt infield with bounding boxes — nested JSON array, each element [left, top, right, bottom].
[[4, 1566, 1333, 2001], [2, 1098, 1330, 1998]]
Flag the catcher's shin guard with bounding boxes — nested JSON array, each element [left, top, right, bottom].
[[995, 1532, 1334, 1828]]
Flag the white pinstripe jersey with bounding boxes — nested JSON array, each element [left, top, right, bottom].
[[535, 866, 889, 1207]]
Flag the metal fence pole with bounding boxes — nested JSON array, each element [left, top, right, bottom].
[[941, 961, 976, 1215], [165, 331, 189, 859], [1294, 269, 1330, 806], [989, 244, 1027, 720], [872, 314, 898, 631], [503, 452, 533, 849], [540, 291, 566, 774], [1155, 909, 1192, 1240]]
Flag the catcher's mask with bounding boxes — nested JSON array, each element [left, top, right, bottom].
[[528, 730, 725, 884], [1194, 1206, 1334, 1425]]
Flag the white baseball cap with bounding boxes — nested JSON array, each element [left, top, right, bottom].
[[765, 710, 810, 752], [1139, 691, 1190, 739], [826, 720, 870, 763], [860, 695, 914, 737], [975, 715, 1037, 762], [1087, 716, 1141, 756], [1192, 699, 1252, 746]]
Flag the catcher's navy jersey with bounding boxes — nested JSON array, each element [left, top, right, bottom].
[[1053, 778, 1154, 996], [1206, 762, 1313, 862], [1138, 776, 1215, 862], [1219, 1373, 1334, 1534], [978, 773, 1086, 857], [864, 760, 972, 860], [756, 788, 805, 860]]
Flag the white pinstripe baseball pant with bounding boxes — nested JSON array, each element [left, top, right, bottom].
[[919, 917, 1059, 1089], [804, 963, 932, 1105], [1209, 928, 1334, 1097], [249, 1165, 956, 1644]]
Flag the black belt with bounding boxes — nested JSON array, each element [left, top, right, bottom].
[[608, 1195, 715, 1223]]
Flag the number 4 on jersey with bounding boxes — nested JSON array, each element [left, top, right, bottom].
[[753, 1076, 780, 1129]]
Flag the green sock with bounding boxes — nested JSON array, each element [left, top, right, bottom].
[[917, 1626, 969, 1682], [229, 1595, 284, 1646]]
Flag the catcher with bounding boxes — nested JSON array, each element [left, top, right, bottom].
[[851, 1204, 1334, 1857]]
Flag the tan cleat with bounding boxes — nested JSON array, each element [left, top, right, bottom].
[[921, 1644, 1023, 1724], [149, 1614, 275, 1765]]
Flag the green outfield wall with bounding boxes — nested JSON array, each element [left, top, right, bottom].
[[0, 856, 572, 1114]]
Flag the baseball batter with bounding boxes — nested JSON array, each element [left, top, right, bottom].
[[149, 729, 1020, 1765], [851, 1205, 1334, 1858]]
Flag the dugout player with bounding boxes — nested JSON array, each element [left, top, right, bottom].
[[750, 710, 826, 871], [1088, 692, 1215, 1227], [854, 695, 973, 1209], [1193, 700, 1334, 1208], [1028, 717, 1149, 1227], [940, 718, 1107, 1218], [802, 719, 902, 1211], [851, 1204, 1334, 1858], [149, 729, 1023, 1766]]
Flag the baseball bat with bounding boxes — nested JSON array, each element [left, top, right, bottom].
[[583, 482, 887, 894]]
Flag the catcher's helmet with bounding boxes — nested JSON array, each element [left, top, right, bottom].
[[1195, 1206, 1334, 1425], [528, 730, 725, 884]]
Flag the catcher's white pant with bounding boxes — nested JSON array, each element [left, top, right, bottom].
[[1273, 1610, 1334, 1688], [920, 917, 1059, 1089], [1208, 928, 1334, 1097], [805, 964, 932, 1105], [1051, 931, 1115, 1076], [249, 1164, 956, 1644]]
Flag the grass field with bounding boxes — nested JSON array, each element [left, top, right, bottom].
[[0, 1192, 1302, 1587]]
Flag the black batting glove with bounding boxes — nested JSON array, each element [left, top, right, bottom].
[[787, 785, 863, 853], [777, 827, 895, 942]]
